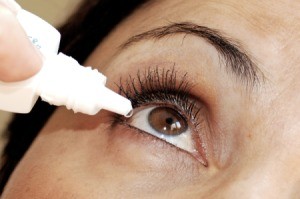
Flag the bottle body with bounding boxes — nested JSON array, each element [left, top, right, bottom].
[[0, 8, 133, 116], [36, 53, 108, 115], [16, 10, 61, 57]]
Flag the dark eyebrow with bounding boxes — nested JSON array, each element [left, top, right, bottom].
[[121, 22, 264, 88]]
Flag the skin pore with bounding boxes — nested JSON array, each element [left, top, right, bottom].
[[3, 0, 300, 198]]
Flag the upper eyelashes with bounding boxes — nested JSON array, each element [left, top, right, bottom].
[[117, 66, 201, 124], [114, 66, 209, 165]]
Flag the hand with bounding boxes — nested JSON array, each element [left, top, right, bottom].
[[0, 0, 42, 82]]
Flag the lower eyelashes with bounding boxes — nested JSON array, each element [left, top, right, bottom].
[[113, 66, 209, 166]]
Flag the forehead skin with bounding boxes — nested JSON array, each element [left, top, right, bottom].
[[3, 0, 300, 198]]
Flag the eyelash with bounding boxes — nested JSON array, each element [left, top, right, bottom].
[[117, 67, 201, 123], [113, 66, 207, 164]]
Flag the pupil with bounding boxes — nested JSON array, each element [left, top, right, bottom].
[[148, 107, 188, 136], [165, 118, 173, 125]]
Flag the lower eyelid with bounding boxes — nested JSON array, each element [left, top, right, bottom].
[[107, 122, 208, 178], [115, 120, 208, 166], [118, 121, 178, 145]]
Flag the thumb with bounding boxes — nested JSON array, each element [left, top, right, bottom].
[[0, 2, 42, 82], [0, 0, 21, 14]]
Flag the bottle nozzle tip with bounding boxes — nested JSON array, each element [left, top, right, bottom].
[[125, 109, 133, 118]]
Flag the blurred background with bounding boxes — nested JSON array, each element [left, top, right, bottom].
[[18, 0, 82, 26], [0, 0, 82, 151]]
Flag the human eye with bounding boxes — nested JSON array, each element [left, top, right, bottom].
[[129, 106, 194, 153], [114, 67, 209, 166]]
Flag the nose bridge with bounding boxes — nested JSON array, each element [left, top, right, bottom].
[[216, 95, 300, 199], [214, 154, 300, 199], [225, 166, 284, 198]]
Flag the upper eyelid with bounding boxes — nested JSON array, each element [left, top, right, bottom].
[[119, 22, 265, 89], [117, 66, 192, 104], [116, 66, 204, 127]]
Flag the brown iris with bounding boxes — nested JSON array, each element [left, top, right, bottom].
[[148, 107, 188, 136]]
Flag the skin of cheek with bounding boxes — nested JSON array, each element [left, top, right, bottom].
[[2, 108, 210, 198]]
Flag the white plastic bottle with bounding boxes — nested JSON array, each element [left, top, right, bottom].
[[0, 8, 132, 116]]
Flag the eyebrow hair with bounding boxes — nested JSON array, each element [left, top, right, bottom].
[[121, 22, 264, 88]]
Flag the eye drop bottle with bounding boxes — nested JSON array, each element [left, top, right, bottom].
[[0, 8, 133, 116]]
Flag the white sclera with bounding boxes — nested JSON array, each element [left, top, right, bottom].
[[130, 107, 195, 153]]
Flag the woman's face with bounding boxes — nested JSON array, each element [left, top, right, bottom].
[[3, 0, 300, 198]]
